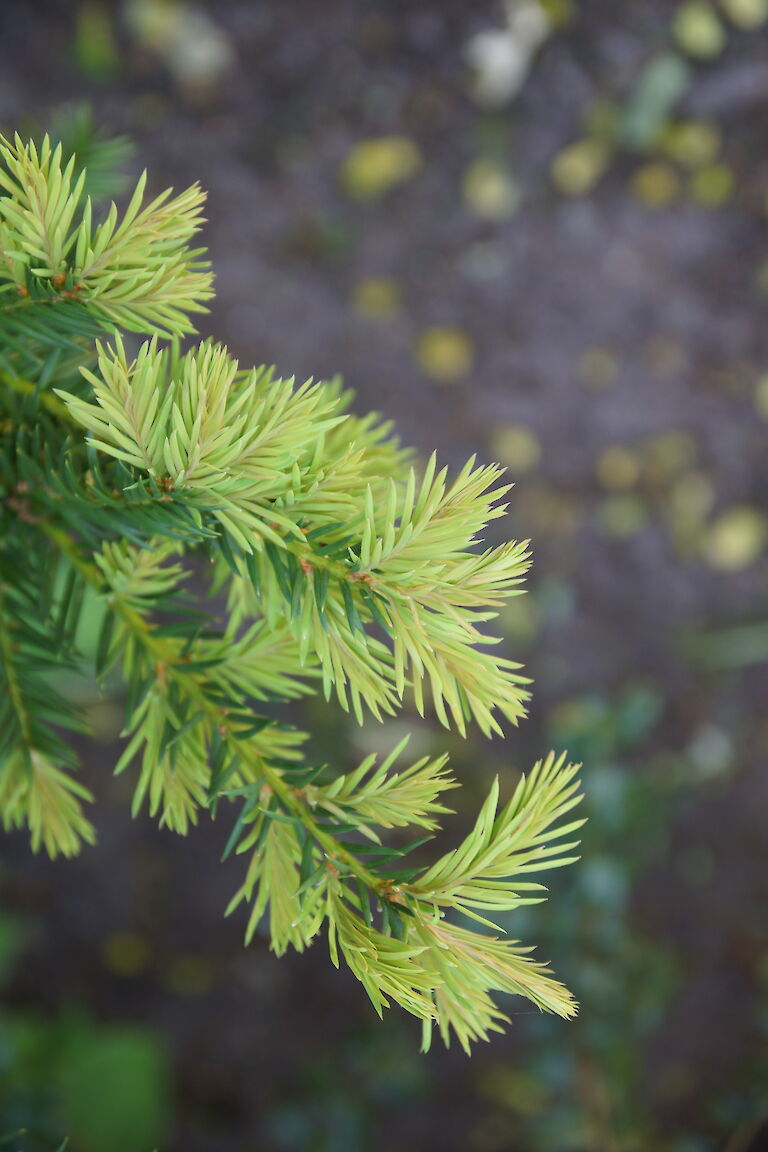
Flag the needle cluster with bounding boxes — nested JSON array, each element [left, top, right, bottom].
[[0, 128, 582, 1049]]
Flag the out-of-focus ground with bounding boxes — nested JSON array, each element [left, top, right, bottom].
[[1, 2, 768, 1150]]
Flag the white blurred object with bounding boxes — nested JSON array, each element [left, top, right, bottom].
[[125, 0, 235, 91], [465, 0, 551, 108]]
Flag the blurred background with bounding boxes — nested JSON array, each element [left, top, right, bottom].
[[1, 1, 768, 1149]]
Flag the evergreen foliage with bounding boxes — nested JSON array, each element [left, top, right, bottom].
[[0, 126, 583, 1050]]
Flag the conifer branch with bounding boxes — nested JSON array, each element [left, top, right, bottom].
[[0, 549, 94, 856], [0, 367, 74, 422], [0, 127, 584, 1049]]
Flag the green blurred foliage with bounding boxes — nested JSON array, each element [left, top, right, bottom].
[[0, 903, 170, 1152], [0, 1007, 170, 1152]]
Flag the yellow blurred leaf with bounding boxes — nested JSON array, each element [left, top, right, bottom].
[[341, 136, 422, 199], [662, 121, 721, 167], [491, 423, 541, 473], [579, 346, 619, 388], [101, 931, 151, 977], [642, 430, 698, 481], [416, 327, 473, 382], [551, 138, 610, 196], [595, 445, 641, 490], [352, 277, 402, 319], [164, 954, 213, 997], [125, 0, 177, 50], [673, 2, 727, 58], [463, 158, 521, 221], [665, 471, 715, 553], [631, 162, 680, 207], [719, 0, 768, 27], [538, 0, 575, 27], [688, 163, 734, 207], [597, 495, 648, 537], [669, 471, 715, 521], [702, 506, 768, 570]]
